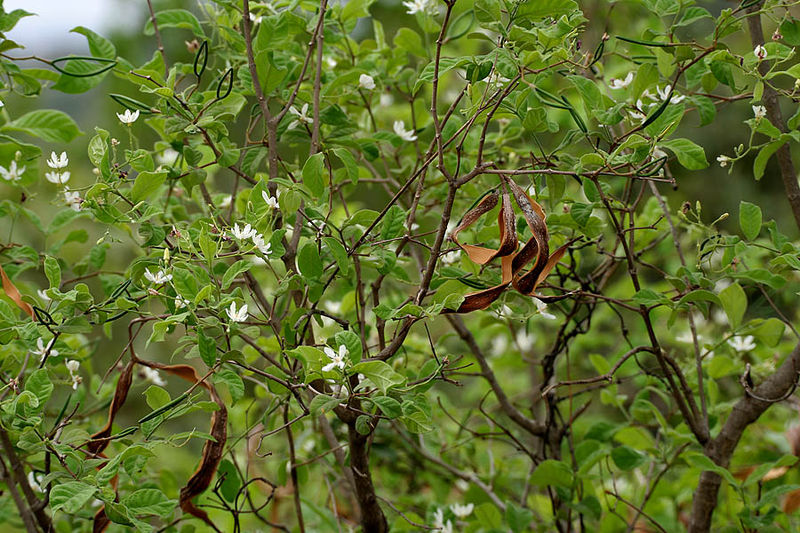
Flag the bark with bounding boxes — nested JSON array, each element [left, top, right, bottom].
[[347, 424, 388, 533], [688, 343, 800, 531]]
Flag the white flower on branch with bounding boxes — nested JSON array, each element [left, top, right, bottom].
[[231, 223, 257, 240], [533, 297, 556, 320], [262, 190, 279, 209], [728, 335, 756, 352], [46, 151, 68, 169], [64, 188, 82, 211], [288, 103, 313, 130], [322, 345, 348, 372], [752, 105, 767, 120], [716, 155, 732, 167], [141, 366, 166, 386], [0, 160, 25, 181], [32, 337, 58, 362], [403, 0, 437, 15], [226, 301, 248, 323], [117, 109, 140, 124], [754, 44, 767, 60], [656, 84, 685, 103], [359, 74, 376, 90], [45, 171, 70, 185], [144, 268, 172, 285], [66, 359, 81, 390], [450, 503, 474, 518], [608, 72, 634, 89], [393, 120, 417, 142], [252, 233, 272, 256]]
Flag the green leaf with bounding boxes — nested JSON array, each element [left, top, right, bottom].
[[50, 481, 98, 514], [661, 138, 708, 170], [331, 148, 358, 184], [719, 283, 747, 329], [310, 394, 341, 416], [754, 139, 784, 180], [25, 369, 53, 411], [216, 459, 242, 503], [369, 395, 403, 418], [221, 259, 252, 289], [302, 153, 326, 198], [214, 368, 245, 403], [351, 361, 406, 394], [380, 205, 406, 240], [198, 329, 217, 367], [144, 9, 204, 38], [144, 385, 170, 410], [297, 241, 323, 280], [130, 171, 167, 203], [44, 256, 61, 288], [516, 0, 579, 21], [71, 26, 116, 58], [4, 110, 82, 143], [611, 445, 646, 470], [750, 317, 785, 347], [506, 502, 534, 533], [122, 488, 177, 517], [739, 201, 762, 241], [334, 330, 362, 363], [530, 459, 573, 488]]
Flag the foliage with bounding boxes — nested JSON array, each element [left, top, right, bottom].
[[1, 0, 800, 532]]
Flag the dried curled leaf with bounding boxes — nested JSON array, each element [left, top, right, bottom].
[[0, 262, 34, 319], [444, 175, 568, 313]]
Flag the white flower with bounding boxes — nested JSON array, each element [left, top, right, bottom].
[[45, 171, 70, 185], [262, 190, 279, 209], [46, 151, 69, 169], [488, 70, 510, 85], [441, 250, 461, 265], [359, 74, 376, 90], [155, 148, 179, 166], [728, 335, 756, 352], [252, 233, 272, 256], [451, 503, 474, 518], [754, 44, 767, 60], [66, 359, 81, 390], [37, 289, 50, 302], [0, 160, 25, 181], [288, 103, 313, 130], [248, 12, 263, 24], [717, 155, 732, 167], [175, 295, 191, 308], [432, 508, 453, 533], [752, 105, 767, 120], [325, 56, 338, 68], [656, 84, 685, 104], [144, 268, 172, 285], [117, 109, 140, 124], [393, 120, 417, 142], [533, 297, 556, 320], [27, 472, 42, 492], [64, 188, 82, 211], [628, 107, 647, 124], [141, 366, 166, 386], [322, 345, 348, 372], [379, 93, 394, 107], [231, 223, 257, 240], [219, 195, 232, 208], [403, 0, 436, 15], [515, 329, 535, 351], [32, 337, 58, 362], [608, 72, 634, 89], [226, 301, 248, 323], [0, 100, 5, 108]]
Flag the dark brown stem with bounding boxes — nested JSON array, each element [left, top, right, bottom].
[[0, 426, 51, 532], [347, 423, 388, 532], [688, 343, 800, 531], [746, 5, 800, 231], [145, 0, 168, 72], [0, 455, 38, 533]]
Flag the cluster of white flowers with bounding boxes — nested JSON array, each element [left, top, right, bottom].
[[323, 344, 348, 372], [117, 108, 140, 124], [288, 103, 313, 130], [231, 222, 272, 256], [63, 188, 83, 211], [226, 301, 248, 323], [752, 105, 767, 120], [45, 151, 70, 185], [66, 359, 81, 390], [626, 85, 685, 123], [32, 337, 58, 362], [0, 160, 25, 182], [144, 268, 172, 285], [393, 120, 417, 142]]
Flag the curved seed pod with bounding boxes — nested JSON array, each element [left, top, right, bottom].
[[193, 40, 209, 79], [50, 56, 117, 78], [450, 255, 514, 313], [449, 183, 517, 265], [216, 68, 234, 101], [0, 263, 34, 319], [109, 94, 154, 113], [506, 179, 551, 295], [147, 362, 228, 533]]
